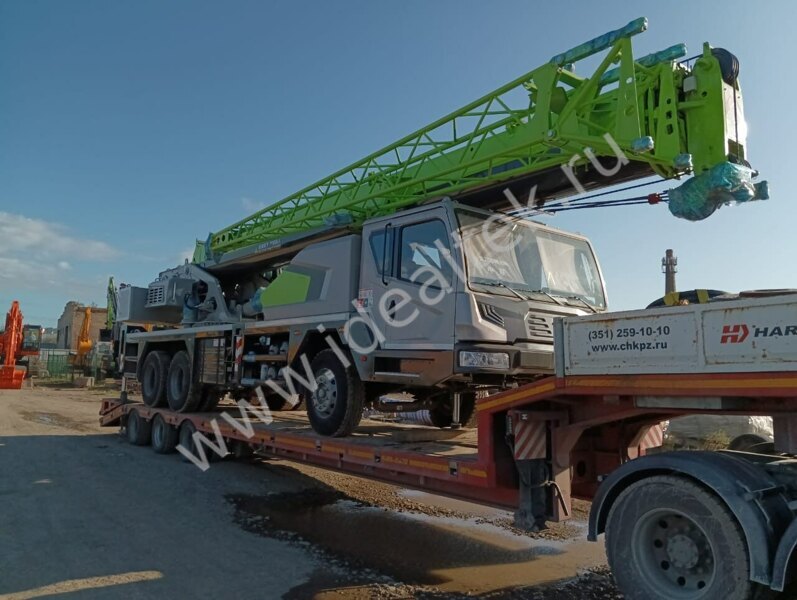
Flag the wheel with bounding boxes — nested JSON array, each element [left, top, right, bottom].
[[306, 349, 363, 437], [177, 419, 223, 462], [178, 420, 197, 461], [140, 351, 170, 407], [126, 409, 151, 446], [606, 475, 764, 600], [231, 440, 255, 459], [712, 48, 740, 85], [151, 414, 178, 454], [728, 433, 768, 452], [429, 392, 476, 428], [197, 386, 223, 412], [166, 351, 200, 412]]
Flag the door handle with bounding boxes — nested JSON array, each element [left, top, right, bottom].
[[381, 223, 392, 286]]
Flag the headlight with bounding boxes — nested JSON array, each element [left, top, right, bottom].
[[459, 351, 510, 370]]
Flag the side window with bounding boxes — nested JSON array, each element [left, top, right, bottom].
[[399, 220, 452, 286], [369, 226, 394, 276]]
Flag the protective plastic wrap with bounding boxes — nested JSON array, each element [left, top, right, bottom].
[[664, 415, 773, 448], [668, 161, 769, 221]]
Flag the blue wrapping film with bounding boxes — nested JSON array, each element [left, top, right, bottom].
[[668, 161, 769, 221]]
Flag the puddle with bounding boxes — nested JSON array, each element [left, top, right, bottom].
[[228, 489, 606, 594]]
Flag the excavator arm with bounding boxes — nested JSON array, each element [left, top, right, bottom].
[[197, 17, 766, 264], [69, 307, 93, 369], [0, 301, 40, 389]]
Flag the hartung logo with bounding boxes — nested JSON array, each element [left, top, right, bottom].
[[720, 324, 749, 344]]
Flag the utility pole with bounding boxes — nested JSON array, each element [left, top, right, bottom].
[[662, 249, 677, 295]]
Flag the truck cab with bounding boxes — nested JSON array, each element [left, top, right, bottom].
[[355, 200, 605, 390]]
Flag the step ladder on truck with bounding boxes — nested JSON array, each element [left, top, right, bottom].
[[97, 18, 793, 599]]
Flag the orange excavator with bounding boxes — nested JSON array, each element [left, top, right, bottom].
[[0, 301, 41, 389]]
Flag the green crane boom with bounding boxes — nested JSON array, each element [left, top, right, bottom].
[[196, 17, 762, 263], [106, 277, 117, 331]]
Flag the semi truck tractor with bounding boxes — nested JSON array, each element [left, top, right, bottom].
[[119, 18, 766, 437]]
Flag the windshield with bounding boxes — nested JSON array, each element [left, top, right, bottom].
[[456, 211, 606, 309]]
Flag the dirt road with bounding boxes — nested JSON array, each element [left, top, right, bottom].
[[0, 386, 617, 599]]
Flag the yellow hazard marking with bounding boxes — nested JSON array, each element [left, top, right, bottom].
[[460, 467, 488, 478], [348, 450, 375, 460], [278, 437, 316, 450], [321, 445, 346, 455], [383, 455, 449, 472], [477, 381, 557, 412]]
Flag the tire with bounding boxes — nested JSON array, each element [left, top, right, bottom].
[[606, 474, 765, 600], [728, 433, 768, 452], [151, 414, 178, 454], [126, 409, 151, 446], [177, 419, 223, 462], [306, 349, 363, 437], [178, 420, 197, 461], [429, 392, 476, 428], [166, 351, 200, 412], [231, 440, 255, 459], [140, 351, 170, 407], [197, 386, 223, 412]]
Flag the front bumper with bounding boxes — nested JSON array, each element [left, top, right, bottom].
[[454, 342, 554, 376]]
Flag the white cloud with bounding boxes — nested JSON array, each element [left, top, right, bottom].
[[241, 197, 267, 213], [0, 212, 119, 261], [0, 212, 121, 295]]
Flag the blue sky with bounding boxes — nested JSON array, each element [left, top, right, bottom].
[[0, 0, 792, 326]]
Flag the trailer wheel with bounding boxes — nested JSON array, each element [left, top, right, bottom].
[[728, 433, 769, 452], [126, 409, 151, 446], [166, 351, 200, 412], [141, 350, 170, 407], [177, 419, 223, 462], [198, 387, 223, 412], [306, 349, 363, 437], [606, 474, 761, 600], [231, 440, 255, 459], [429, 393, 476, 428], [177, 420, 197, 461], [151, 414, 178, 454]]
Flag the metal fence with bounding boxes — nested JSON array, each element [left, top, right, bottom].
[[30, 349, 110, 382]]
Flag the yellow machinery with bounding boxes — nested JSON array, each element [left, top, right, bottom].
[[70, 307, 93, 369]]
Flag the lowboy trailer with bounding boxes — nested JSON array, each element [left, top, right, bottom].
[[102, 291, 797, 599]]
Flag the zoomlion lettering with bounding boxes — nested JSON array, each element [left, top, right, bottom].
[[591, 341, 668, 353], [720, 323, 797, 344]]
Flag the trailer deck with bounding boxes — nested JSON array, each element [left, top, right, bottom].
[[100, 367, 797, 515]]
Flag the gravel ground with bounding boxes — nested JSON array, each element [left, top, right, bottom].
[[2, 384, 619, 598]]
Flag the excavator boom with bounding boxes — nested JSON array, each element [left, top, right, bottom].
[[197, 17, 766, 264]]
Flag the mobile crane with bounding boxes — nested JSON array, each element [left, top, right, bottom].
[[99, 19, 797, 599], [0, 301, 41, 389], [118, 17, 765, 439]]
